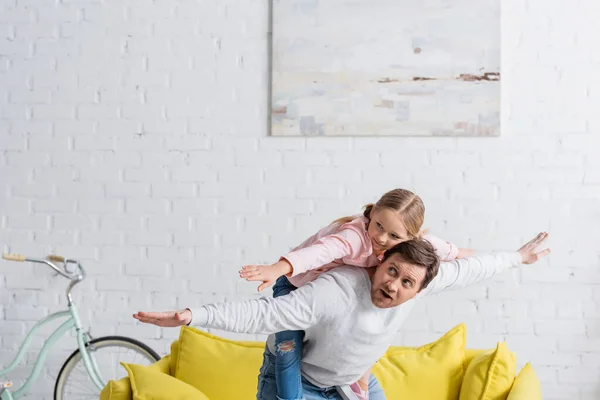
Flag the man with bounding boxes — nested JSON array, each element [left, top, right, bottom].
[[134, 232, 550, 400]]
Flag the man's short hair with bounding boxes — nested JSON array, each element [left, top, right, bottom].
[[382, 239, 441, 290]]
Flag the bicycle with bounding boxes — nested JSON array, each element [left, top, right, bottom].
[[0, 253, 162, 400]]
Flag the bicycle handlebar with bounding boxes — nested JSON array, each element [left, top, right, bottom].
[[2, 253, 26, 262], [2, 253, 85, 282], [48, 255, 65, 263]]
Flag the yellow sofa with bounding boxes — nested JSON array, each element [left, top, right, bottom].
[[101, 324, 541, 400]]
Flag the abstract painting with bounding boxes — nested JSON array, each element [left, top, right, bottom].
[[270, 0, 500, 136]]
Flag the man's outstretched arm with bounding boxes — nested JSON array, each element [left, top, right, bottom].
[[421, 232, 550, 297], [133, 274, 339, 335]]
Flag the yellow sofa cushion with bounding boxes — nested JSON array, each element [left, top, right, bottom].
[[459, 341, 517, 400], [100, 355, 173, 400], [174, 326, 265, 400], [100, 375, 132, 400], [122, 362, 209, 400], [506, 363, 541, 400], [372, 323, 467, 400]]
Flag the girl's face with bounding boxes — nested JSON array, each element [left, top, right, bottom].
[[367, 208, 410, 256]]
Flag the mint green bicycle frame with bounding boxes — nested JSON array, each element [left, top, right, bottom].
[[0, 255, 106, 400]]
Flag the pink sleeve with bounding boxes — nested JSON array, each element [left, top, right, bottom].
[[282, 229, 367, 277], [424, 234, 459, 261]]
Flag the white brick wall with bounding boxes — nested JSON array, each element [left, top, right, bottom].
[[1, 0, 599, 398]]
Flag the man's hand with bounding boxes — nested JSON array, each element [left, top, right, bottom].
[[518, 232, 551, 264], [239, 260, 293, 292], [133, 309, 191, 327]]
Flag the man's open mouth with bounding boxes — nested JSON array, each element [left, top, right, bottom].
[[380, 289, 392, 299]]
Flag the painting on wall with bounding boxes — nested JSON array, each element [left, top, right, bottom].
[[270, 0, 500, 136]]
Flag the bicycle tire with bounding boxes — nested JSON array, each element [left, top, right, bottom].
[[53, 335, 161, 400]]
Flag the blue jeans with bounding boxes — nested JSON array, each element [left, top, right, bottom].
[[257, 346, 387, 400], [272, 276, 304, 399]]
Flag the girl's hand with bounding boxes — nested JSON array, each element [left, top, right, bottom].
[[358, 366, 372, 389], [239, 260, 292, 292], [350, 367, 372, 400], [457, 248, 476, 258], [518, 232, 551, 264], [133, 309, 191, 327]]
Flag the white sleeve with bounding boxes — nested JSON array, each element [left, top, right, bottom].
[[420, 252, 522, 297], [188, 276, 340, 335]]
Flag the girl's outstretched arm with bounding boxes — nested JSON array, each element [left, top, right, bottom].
[[240, 228, 366, 291]]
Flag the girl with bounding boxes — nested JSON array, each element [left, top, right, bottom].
[[240, 188, 474, 400]]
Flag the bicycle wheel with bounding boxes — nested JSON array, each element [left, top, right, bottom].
[[54, 336, 161, 400]]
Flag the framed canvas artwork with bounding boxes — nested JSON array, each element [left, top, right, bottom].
[[270, 0, 500, 136]]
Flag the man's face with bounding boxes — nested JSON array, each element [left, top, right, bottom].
[[370, 253, 426, 308]]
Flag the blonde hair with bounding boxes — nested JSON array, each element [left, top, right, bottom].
[[333, 188, 425, 238]]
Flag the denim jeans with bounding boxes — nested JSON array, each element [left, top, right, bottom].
[[272, 276, 304, 399], [257, 346, 387, 400]]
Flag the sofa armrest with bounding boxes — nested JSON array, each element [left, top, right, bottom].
[[100, 355, 172, 400]]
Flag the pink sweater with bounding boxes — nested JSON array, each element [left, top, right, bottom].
[[283, 215, 459, 287]]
